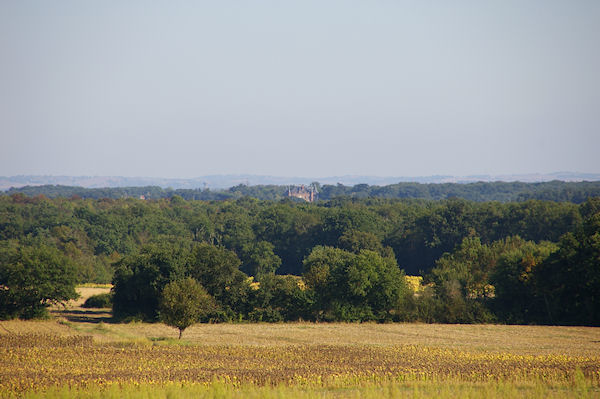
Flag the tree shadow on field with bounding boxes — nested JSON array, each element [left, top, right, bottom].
[[52, 308, 115, 324]]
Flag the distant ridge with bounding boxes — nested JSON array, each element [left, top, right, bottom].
[[1, 172, 600, 191]]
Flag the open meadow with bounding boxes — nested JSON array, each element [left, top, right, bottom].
[[0, 287, 599, 398]]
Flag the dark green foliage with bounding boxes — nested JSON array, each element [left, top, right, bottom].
[[424, 235, 565, 324], [188, 243, 247, 310], [303, 246, 409, 321], [1, 192, 599, 325], [241, 241, 281, 280], [112, 244, 189, 321], [82, 293, 113, 308], [318, 181, 600, 203], [338, 229, 387, 255], [427, 236, 497, 323], [397, 286, 439, 323], [386, 199, 580, 275], [247, 306, 284, 322], [490, 239, 557, 323], [248, 275, 314, 321], [159, 277, 217, 338], [534, 199, 600, 326], [252, 203, 322, 275], [0, 243, 78, 319], [0, 191, 584, 278]]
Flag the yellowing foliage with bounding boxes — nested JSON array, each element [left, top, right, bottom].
[[405, 275, 425, 294]]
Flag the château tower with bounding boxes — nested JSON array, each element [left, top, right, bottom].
[[287, 184, 318, 202]]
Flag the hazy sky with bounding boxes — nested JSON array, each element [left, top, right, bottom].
[[1, 1, 599, 178]]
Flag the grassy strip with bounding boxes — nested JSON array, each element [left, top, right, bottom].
[[77, 284, 113, 289], [12, 377, 598, 399]]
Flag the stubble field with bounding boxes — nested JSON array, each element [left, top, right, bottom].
[[0, 287, 599, 398]]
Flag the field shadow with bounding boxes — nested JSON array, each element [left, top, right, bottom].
[[52, 308, 115, 324]]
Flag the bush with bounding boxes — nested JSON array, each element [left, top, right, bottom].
[[82, 293, 112, 308], [247, 307, 284, 322]]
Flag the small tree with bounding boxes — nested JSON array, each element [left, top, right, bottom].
[[159, 277, 216, 339]]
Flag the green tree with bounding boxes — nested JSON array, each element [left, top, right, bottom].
[[302, 246, 408, 321], [112, 244, 189, 320], [338, 230, 385, 254], [0, 242, 78, 319], [241, 241, 281, 281], [213, 203, 255, 252], [187, 213, 214, 242], [249, 274, 313, 321], [359, 250, 409, 320], [159, 277, 217, 339], [188, 243, 248, 313], [302, 246, 352, 319], [534, 200, 600, 326], [491, 239, 557, 323], [428, 236, 496, 323], [322, 206, 381, 246]]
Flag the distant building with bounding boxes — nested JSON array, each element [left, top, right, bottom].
[[287, 184, 318, 202]]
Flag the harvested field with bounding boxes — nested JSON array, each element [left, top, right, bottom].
[[1, 333, 599, 394], [2, 318, 598, 356], [1, 287, 599, 397]]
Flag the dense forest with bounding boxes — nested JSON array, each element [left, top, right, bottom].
[[1, 193, 598, 325], [4, 180, 600, 203]]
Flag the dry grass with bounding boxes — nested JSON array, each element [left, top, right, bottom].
[[3, 318, 598, 356], [1, 287, 599, 396], [154, 323, 600, 356], [1, 334, 598, 394]]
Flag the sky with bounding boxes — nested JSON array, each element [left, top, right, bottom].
[[1, 1, 599, 179]]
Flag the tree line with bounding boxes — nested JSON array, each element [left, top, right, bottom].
[[0, 193, 598, 325], [5, 180, 600, 203]]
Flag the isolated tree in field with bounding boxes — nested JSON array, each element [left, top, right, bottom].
[[159, 277, 216, 339]]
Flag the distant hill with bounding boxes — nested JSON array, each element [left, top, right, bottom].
[[1, 172, 599, 191]]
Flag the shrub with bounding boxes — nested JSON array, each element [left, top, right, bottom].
[[247, 307, 283, 322], [82, 293, 112, 308]]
